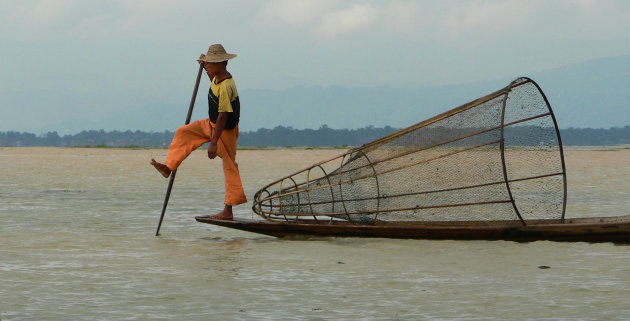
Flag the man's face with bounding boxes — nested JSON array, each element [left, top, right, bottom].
[[204, 61, 222, 76]]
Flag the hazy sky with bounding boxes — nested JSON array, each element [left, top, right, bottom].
[[1, 0, 629, 94]]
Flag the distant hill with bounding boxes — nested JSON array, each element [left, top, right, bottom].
[[1, 55, 628, 133], [239, 55, 629, 130], [530, 55, 630, 129]]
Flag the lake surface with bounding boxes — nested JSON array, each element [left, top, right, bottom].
[[1, 147, 630, 320]]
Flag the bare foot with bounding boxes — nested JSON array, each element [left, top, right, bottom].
[[209, 205, 233, 220], [150, 158, 171, 178]]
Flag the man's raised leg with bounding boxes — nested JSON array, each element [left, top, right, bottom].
[[151, 158, 172, 178], [150, 119, 212, 178]]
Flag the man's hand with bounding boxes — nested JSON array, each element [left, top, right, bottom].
[[209, 113, 227, 160], [208, 142, 218, 159]]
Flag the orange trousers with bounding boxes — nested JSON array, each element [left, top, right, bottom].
[[165, 119, 247, 206]]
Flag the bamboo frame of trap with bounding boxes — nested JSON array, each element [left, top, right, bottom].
[[252, 77, 568, 226]]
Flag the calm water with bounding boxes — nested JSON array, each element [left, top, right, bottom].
[[1, 147, 630, 320]]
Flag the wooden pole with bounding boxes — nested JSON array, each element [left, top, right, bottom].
[[155, 63, 205, 236]]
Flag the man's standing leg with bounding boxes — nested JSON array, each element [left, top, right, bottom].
[[209, 125, 247, 219]]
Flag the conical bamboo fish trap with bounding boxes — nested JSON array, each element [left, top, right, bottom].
[[252, 77, 567, 225]]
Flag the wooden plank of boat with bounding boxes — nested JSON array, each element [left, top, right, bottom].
[[195, 215, 630, 242]]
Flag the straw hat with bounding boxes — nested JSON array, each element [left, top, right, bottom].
[[198, 44, 237, 63]]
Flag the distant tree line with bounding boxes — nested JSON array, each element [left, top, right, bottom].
[[0, 125, 398, 148], [1, 125, 629, 147], [0, 130, 175, 148], [560, 127, 630, 146]]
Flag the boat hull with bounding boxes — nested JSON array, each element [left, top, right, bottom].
[[195, 215, 630, 242]]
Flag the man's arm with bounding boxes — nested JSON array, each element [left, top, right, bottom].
[[208, 112, 228, 159]]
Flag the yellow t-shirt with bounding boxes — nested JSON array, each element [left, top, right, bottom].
[[208, 75, 241, 129], [211, 77, 239, 113]]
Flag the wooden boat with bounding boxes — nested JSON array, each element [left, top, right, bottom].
[[195, 215, 630, 242], [196, 78, 630, 242]]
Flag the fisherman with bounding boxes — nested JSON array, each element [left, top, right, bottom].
[[151, 44, 247, 220]]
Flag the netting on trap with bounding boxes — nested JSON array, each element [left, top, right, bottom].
[[252, 77, 567, 225]]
